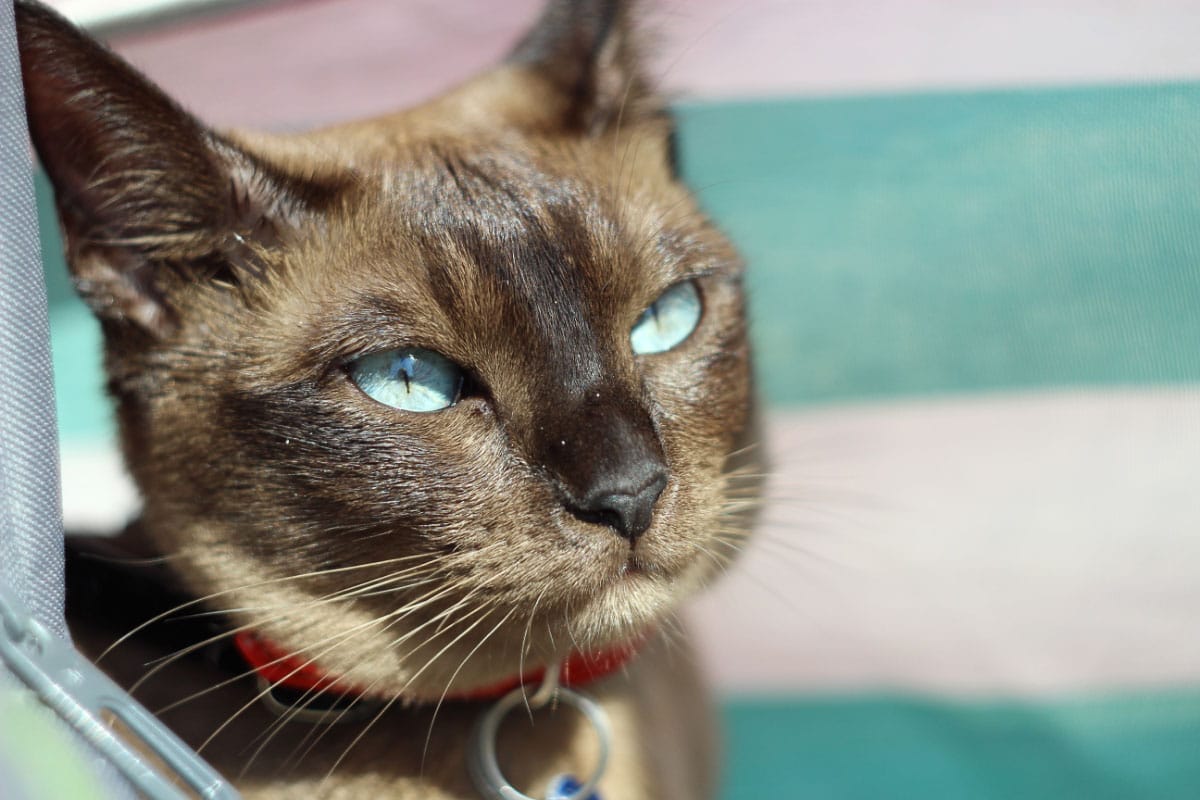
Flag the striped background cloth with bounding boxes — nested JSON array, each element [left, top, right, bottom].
[[41, 1, 1200, 797]]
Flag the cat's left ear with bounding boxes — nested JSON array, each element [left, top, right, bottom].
[[502, 0, 665, 137], [16, 0, 340, 338]]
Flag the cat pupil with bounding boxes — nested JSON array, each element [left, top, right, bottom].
[[393, 354, 415, 389], [349, 348, 463, 412]]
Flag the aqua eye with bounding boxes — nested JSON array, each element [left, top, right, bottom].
[[348, 348, 463, 412], [630, 281, 702, 355]]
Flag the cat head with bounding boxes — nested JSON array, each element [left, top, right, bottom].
[[19, 0, 756, 699]]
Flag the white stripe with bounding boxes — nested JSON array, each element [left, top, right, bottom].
[[61, 388, 1200, 695], [688, 389, 1200, 695], [657, 0, 1200, 99], [61, 441, 139, 533]]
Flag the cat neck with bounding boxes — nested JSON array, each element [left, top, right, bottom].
[[64, 532, 644, 714]]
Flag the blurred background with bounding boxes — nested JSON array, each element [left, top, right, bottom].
[[37, 0, 1200, 797]]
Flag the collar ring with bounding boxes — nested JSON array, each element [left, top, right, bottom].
[[467, 679, 610, 800]]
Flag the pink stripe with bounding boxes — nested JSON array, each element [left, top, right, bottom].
[[688, 390, 1200, 696], [56, 0, 1200, 130]]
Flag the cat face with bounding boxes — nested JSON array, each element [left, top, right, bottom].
[[19, 0, 755, 699]]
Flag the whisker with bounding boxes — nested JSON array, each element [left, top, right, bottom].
[[420, 605, 518, 772], [150, 576, 444, 716], [319, 598, 503, 787], [214, 578, 474, 765], [518, 588, 547, 717], [200, 608, 413, 755], [280, 583, 499, 770], [100, 552, 435, 662], [131, 566, 441, 696]]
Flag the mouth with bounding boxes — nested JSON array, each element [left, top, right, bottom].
[[621, 554, 647, 577], [618, 547, 674, 582]]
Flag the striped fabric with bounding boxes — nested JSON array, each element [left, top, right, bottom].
[[678, 84, 1200, 797], [42, 1, 1200, 797]]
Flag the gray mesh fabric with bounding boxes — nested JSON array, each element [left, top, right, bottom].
[[0, 3, 129, 796], [0, 0, 66, 641]]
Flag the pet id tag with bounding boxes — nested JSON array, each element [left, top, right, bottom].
[[467, 667, 610, 800], [545, 774, 602, 800]]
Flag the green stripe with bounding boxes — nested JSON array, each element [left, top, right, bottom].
[[42, 86, 1200, 439], [721, 689, 1200, 799], [38, 173, 110, 442], [678, 85, 1200, 406]]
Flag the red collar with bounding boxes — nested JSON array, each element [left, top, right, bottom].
[[234, 630, 644, 704]]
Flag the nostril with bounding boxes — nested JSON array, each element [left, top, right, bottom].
[[574, 471, 668, 544]]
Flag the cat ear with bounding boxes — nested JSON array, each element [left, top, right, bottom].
[[16, 0, 336, 337], [505, 0, 661, 135]]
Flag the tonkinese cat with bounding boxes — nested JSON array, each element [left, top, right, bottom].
[[17, 0, 759, 797]]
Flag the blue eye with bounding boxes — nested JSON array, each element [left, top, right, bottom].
[[348, 348, 463, 412], [630, 281, 702, 355]]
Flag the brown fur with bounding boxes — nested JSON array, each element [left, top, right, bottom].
[[19, 0, 759, 797]]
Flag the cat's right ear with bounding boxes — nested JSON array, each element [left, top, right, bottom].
[[15, 0, 337, 338], [468, 0, 666, 139]]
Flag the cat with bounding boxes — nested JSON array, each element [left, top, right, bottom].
[[17, 0, 759, 797]]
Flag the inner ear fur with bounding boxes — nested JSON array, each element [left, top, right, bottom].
[[15, 0, 339, 337]]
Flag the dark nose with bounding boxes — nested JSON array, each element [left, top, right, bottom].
[[535, 384, 670, 544], [570, 469, 668, 543]]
